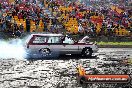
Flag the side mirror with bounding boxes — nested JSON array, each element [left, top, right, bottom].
[[61, 37, 65, 42]]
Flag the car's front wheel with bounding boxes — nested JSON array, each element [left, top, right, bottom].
[[82, 48, 93, 57]]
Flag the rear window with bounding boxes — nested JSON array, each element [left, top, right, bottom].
[[33, 36, 47, 44]]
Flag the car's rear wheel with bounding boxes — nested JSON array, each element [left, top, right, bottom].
[[39, 48, 51, 56], [82, 48, 93, 57]]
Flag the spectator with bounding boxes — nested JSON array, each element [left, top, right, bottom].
[[0, 0, 131, 39]]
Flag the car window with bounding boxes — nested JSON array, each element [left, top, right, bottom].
[[47, 36, 61, 44], [33, 36, 47, 44], [63, 37, 74, 44]]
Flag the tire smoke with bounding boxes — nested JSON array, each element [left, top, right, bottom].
[[0, 39, 27, 59]]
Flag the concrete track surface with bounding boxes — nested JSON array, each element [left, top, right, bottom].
[[0, 48, 132, 88]]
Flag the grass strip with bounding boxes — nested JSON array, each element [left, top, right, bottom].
[[97, 41, 132, 45]]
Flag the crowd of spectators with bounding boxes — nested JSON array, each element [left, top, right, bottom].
[[0, 0, 55, 37], [0, 0, 131, 38], [46, 0, 131, 37]]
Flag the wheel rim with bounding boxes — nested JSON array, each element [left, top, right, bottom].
[[41, 49, 50, 55], [85, 49, 90, 56]]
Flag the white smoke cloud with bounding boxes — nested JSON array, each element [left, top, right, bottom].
[[0, 39, 27, 59]]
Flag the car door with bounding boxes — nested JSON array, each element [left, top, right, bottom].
[[46, 36, 62, 55], [60, 36, 79, 54]]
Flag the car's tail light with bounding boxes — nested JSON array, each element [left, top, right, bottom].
[[27, 45, 29, 48], [26, 43, 29, 48]]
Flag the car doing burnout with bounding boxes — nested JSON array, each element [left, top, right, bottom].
[[25, 33, 98, 59]]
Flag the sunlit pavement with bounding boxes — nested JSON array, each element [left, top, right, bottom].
[[0, 48, 132, 88]]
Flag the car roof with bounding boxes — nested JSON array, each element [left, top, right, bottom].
[[25, 33, 64, 43], [31, 33, 63, 37]]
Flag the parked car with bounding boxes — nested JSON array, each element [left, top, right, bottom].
[[25, 33, 98, 59]]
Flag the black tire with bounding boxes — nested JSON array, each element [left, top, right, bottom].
[[39, 48, 51, 56], [82, 48, 93, 57]]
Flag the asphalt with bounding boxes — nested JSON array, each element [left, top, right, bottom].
[[0, 48, 132, 88]]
